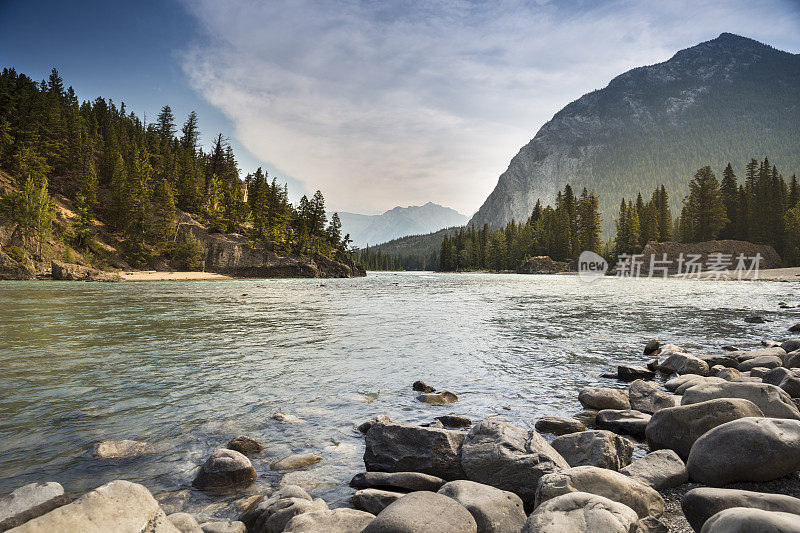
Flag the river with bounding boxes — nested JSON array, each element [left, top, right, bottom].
[[0, 272, 797, 520]]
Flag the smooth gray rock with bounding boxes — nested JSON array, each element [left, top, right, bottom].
[[620, 450, 688, 490], [193, 449, 257, 490], [785, 350, 800, 369], [573, 410, 598, 427], [738, 347, 787, 362], [595, 409, 651, 438], [6, 480, 180, 533], [676, 377, 725, 395], [715, 368, 742, 381], [699, 355, 739, 369], [700, 507, 800, 533], [682, 487, 800, 532], [535, 416, 586, 436], [200, 521, 247, 533], [238, 486, 308, 531], [283, 508, 375, 533], [461, 420, 569, 508], [763, 367, 800, 398], [438, 480, 526, 533], [659, 353, 709, 376], [168, 513, 203, 533], [681, 381, 800, 420], [781, 340, 800, 353], [617, 365, 655, 381], [551, 430, 633, 470], [349, 471, 445, 492], [364, 423, 465, 480], [523, 492, 638, 533], [253, 497, 328, 533], [578, 388, 630, 410], [646, 398, 764, 459], [0, 482, 71, 531], [352, 488, 404, 515], [227, 436, 264, 456], [687, 417, 800, 486], [629, 380, 678, 414], [535, 466, 665, 520], [738, 355, 782, 372], [361, 491, 478, 533]]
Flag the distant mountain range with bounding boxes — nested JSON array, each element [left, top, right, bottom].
[[470, 33, 800, 231], [335, 202, 468, 248]]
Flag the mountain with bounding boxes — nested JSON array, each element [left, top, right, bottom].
[[469, 33, 800, 231], [337, 202, 468, 248]]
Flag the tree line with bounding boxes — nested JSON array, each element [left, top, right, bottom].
[[0, 67, 351, 267]]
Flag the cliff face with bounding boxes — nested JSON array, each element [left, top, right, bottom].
[[469, 33, 800, 231]]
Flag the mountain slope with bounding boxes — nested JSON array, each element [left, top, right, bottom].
[[337, 202, 467, 247], [469, 33, 800, 231]]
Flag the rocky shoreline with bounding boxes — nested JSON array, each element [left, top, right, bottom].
[[6, 336, 800, 531]]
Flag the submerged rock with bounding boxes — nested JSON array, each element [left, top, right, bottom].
[[686, 417, 800, 486], [0, 481, 71, 531], [417, 391, 458, 405], [523, 492, 638, 533], [363, 423, 465, 480], [269, 453, 323, 471], [461, 420, 568, 507], [91, 439, 154, 459], [193, 449, 257, 491], [438, 480, 526, 533], [362, 491, 477, 533], [272, 413, 305, 424], [551, 430, 632, 470], [227, 436, 264, 456]]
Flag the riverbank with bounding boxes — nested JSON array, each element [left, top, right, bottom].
[[119, 271, 232, 282]]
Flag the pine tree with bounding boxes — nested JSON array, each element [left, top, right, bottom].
[[719, 163, 738, 239], [685, 166, 727, 242]]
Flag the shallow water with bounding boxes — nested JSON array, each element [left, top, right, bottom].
[[0, 272, 798, 519]]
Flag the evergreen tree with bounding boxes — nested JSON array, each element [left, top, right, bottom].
[[685, 166, 727, 242]]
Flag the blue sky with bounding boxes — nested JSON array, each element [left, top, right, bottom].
[[2, 0, 800, 215]]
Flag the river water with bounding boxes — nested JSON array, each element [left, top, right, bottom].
[[0, 272, 798, 519]]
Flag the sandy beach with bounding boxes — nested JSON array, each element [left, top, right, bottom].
[[673, 267, 800, 281], [119, 271, 232, 282]]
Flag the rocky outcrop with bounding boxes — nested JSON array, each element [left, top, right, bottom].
[[516, 256, 568, 274], [51, 261, 121, 282], [0, 250, 36, 280]]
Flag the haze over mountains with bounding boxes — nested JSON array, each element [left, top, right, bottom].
[[336, 202, 468, 248], [469, 33, 800, 231]]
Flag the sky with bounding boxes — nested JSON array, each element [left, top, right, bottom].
[[1, 1, 800, 216]]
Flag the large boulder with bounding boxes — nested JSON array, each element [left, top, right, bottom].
[[283, 508, 375, 533], [0, 250, 35, 280], [460, 421, 568, 508], [364, 423, 465, 480], [682, 487, 800, 532], [535, 466, 665, 520], [738, 347, 787, 362], [578, 388, 630, 410], [595, 409, 650, 438], [700, 507, 800, 533], [550, 430, 633, 470], [619, 450, 688, 490], [646, 398, 764, 459], [785, 350, 800, 368], [628, 380, 678, 414], [659, 353, 709, 376], [361, 491, 478, 533], [763, 367, 800, 398], [534, 417, 586, 436], [438, 480, 526, 533], [6, 480, 180, 533], [349, 471, 445, 492], [192, 449, 257, 490], [686, 417, 800, 486], [523, 492, 638, 533], [242, 486, 329, 533], [352, 489, 404, 515], [737, 355, 782, 372], [681, 381, 800, 420], [782, 340, 800, 353], [0, 482, 71, 531], [51, 260, 120, 282], [675, 377, 726, 395], [665, 374, 708, 393]]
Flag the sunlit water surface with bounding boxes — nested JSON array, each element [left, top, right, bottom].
[[1, 272, 799, 519]]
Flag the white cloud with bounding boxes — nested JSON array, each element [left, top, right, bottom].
[[180, 0, 800, 215]]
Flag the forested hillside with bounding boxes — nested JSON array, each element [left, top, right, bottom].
[[469, 33, 800, 232], [0, 68, 352, 271]]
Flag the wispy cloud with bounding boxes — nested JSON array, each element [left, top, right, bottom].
[[180, 0, 800, 214]]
